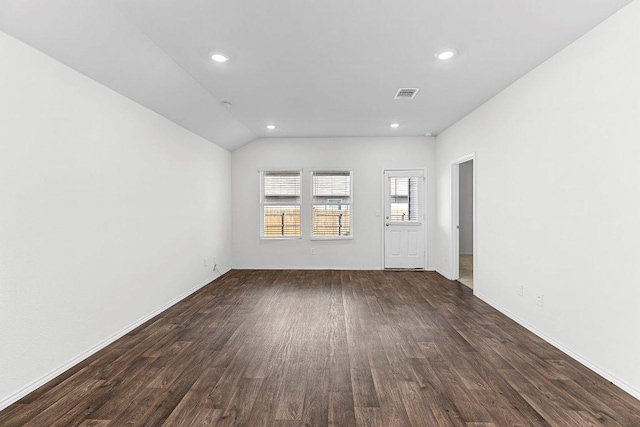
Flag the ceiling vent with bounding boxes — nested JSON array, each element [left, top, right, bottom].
[[394, 88, 420, 99]]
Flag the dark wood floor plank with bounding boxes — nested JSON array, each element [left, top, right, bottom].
[[1, 368, 95, 427], [397, 380, 439, 426], [422, 341, 497, 425], [159, 368, 224, 427], [354, 406, 384, 427], [1, 269, 639, 426], [217, 378, 263, 426], [77, 420, 110, 427], [22, 378, 106, 427], [462, 353, 551, 426], [499, 368, 582, 426], [343, 274, 380, 409], [327, 273, 352, 394], [368, 352, 412, 426], [187, 408, 222, 426], [328, 392, 356, 427]]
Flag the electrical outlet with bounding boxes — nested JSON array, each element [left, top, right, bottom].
[[311, 248, 316, 255], [203, 257, 207, 267], [536, 293, 543, 307], [517, 285, 523, 297]]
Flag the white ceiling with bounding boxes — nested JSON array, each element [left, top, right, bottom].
[[0, 0, 633, 150]]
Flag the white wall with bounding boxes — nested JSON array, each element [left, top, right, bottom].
[[458, 161, 474, 255], [435, 0, 640, 398], [232, 137, 436, 270], [0, 31, 232, 408]]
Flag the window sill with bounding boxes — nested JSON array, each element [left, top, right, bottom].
[[260, 236, 302, 240], [310, 236, 354, 241]]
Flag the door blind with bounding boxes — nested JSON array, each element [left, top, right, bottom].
[[389, 177, 420, 222]]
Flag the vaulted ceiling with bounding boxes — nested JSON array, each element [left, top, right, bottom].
[[0, 0, 632, 150]]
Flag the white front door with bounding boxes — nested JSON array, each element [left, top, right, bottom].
[[384, 170, 425, 269]]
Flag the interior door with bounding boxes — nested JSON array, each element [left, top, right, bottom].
[[384, 170, 425, 269]]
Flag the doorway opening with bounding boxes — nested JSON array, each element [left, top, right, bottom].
[[451, 155, 475, 289]]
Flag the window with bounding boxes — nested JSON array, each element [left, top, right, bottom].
[[389, 176, 420, 222], [312, 171, 352, 238], [261, 171, 301, 238]]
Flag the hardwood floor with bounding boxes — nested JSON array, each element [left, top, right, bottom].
[[1, 270, 639, 426]]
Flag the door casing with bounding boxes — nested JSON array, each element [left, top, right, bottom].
[[450, 153, 476, 286]]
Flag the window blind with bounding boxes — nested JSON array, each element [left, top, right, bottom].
[[262, 171, 301, 237], [390, 177, 420, 222], [312, 171, 351, 237]]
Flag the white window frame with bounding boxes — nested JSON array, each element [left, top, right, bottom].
[[259, 169, 302, 240], [310, 169, 353, 241]]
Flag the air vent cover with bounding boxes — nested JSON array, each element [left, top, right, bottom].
[[394, 88, 420, 99]]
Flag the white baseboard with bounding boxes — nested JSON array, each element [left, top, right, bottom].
[[232, 265, 436, 271], [474, 292, 640, 401], [232, 265, 384, 270], [0, 268, 230, 412]]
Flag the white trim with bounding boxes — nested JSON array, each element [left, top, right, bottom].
[[233, 265, 438, 271], [0, 268, 230, 411], [451, 153, 475, 165], [451, 164, 459, 279], [309, 236, 354, 241], [259, 236, 302, 241], [233, 265, 382, 270], [450, 153, 476, 289], [380, 170, 386, 269], [232, 265, 412, 271], [305, 167, 354, 173], [385, 169, 425, 178], [257, 168, 305, 173], [475, 292, 640, 401]]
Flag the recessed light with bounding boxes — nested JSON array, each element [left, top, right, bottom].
[[390, 123, 400, 128], [211, 53, 229, 63], [266, 125, 276, 130], [221, 101, 232, 109], [436, 49, 457, 60]]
